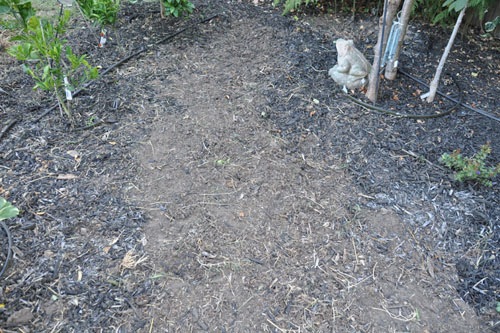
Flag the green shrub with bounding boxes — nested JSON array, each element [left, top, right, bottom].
[[8, 11, 98, 119], [162, 0, 194, 18], [273, 0, 318, 14], [440, 143, 500, 187], [75, 0, 120, 26], [415, 0, 496, 26]]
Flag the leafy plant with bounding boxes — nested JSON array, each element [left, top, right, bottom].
[[162, 0, 194, 18], [8, 11, 98, 119], [75, 0, 120, 26], [440, 143, 500, 187], [274, 0, 374, 15], [0, 0, 35, 29], [0, 197, 19, 221], [273, 0, 318, 14], [414, 0, 496, 26]]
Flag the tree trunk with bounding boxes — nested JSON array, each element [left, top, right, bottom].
[[424, 4, 467, 103], [365, 0, 402, 102], [385, 0, 414, 80]]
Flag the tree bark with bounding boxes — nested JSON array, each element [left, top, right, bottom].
[[385, 0, 414, 80], [424, 4, 467, 103], [365, 0, 402, 102]]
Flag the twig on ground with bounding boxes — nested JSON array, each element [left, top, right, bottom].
[[0, 119, 17, 141], [401, 149, 447, 171], [372, 303, 419, 322], [0, 221, 13, 279]]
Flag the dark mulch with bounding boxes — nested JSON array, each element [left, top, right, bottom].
[[271, 10, 500, 320]]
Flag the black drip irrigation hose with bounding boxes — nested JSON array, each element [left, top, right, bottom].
[[0, 221, 13, 279], [399, 69, 500, 122], [342, 74, 463, 119], [342, 68, 499, 122]]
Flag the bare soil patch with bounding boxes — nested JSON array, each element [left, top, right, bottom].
[[1, 0, 499, 332]]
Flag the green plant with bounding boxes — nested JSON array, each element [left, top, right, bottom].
[[273, 0, 318, 14], [162, 0, 194, 18], [0, 0, 35, 29], [440, 143, 500, 186], [8, 10, 98, 119], [86, 115, 97, 126], [75, 0, 120, 26], [0, 197, 19, 221], [415, 0, 496, 26]]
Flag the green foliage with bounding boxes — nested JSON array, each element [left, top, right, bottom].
[[162, 0, 194, 18], [8, 11, 99, 118], [416, 0, 496, 25], [76, 0, 120, 26], [273, 0, 318, 14], [0, 0, 35, 29], [0, 197, 19, 221], [440, 143, 500, 187], [414, 0, 454, 25]]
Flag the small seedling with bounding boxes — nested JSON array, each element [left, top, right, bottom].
[[215, 158, 230, 167], [440, 143, 500, 187], [0, 197, 19, 220], [86, 115, 97, 126]]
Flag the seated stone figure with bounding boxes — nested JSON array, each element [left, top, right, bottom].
[[329, 39, 371, 90]]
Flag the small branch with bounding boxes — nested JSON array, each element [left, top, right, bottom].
[[0, 119, 18, 141], [0, 221, 13, 279]]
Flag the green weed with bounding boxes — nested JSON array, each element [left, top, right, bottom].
[[0, 197, 19, 221], [440, 143, 500, 187]]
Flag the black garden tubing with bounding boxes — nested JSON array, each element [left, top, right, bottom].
[[343, 71, 462, 119]]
